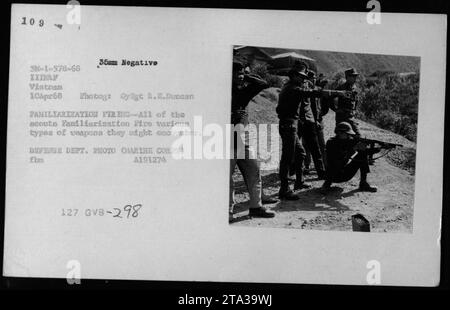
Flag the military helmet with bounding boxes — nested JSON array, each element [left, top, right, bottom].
[[344, 68, 360, 76], [293, 60, 308, 71], [335, 122, 356, 135], [288, 69, 308, 79], [307, 70, 316, 79], [288, 60, 308, 79]]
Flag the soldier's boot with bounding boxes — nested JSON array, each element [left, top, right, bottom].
[[359, 181, 378, 192], [229, 205, 235, 223], [248, 207, 275, 218], [288, 162, 296, 178], [317, 169, 327, 180], [279, 189, 300, 200], [262, 193, 278, 204], [320, 180, 332, 194], [294, 181, 311, 191]]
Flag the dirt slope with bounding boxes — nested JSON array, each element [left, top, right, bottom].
[[230, 88, 415, 233]]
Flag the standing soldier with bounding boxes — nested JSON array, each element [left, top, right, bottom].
[[229, 61, 277, 221], [334, 68, 361, 137], [301, 73, 314, 175], [277, 63, 310, 200], [314, 73, 331, 167], [296, 70, 326, 180], [277, 63, 350, 200]]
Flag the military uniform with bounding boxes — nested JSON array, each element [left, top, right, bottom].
[[334, 68, 361, 137], [230, 70, 275, 218], [305, 95, 331, 168], [296, 81, 326, 179], [325, 137, 369, 182], [277, 76, 327, 196], [230, 73, 268, 209], [322, 122, 379, 192], [335, 84, 359, 134], [278, 67, 352, 198], [315, 94, 331, 167], [231, 74, 268, 126], [277, 81, 308, 195]]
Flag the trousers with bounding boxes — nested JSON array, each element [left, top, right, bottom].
[[279, 119, 305, 192], [229, 129, 262, 210], [327, 151, 370, 183]]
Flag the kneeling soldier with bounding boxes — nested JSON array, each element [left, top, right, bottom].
[[277, 64, 353, 200], [321, 122, 379, 193]]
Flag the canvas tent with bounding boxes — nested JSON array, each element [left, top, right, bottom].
[[233, 46, 272, 66], [233, 46, 318, 76], [269, 52, 317, 75]]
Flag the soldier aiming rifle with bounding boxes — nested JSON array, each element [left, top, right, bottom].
[[321, 122, 403, 193], [306, 71, 332, 169], [277, 62, 355, 200], [356, 137, 403, 163]]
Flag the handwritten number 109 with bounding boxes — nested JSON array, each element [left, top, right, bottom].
[[21, 17, 44, 27]]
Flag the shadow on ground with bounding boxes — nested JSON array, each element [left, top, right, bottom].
[[272, 187, 351, 212], [232, 172, 280, 194], [232, 186, 360, 217]]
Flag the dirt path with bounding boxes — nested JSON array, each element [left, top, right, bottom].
[[230, 89, 415, 233]]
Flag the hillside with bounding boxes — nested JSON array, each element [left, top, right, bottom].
[[231, 88, 416, 233], [259, 47, 420, 76]]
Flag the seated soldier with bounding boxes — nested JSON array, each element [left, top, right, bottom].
[[321, 122, 379, 192]]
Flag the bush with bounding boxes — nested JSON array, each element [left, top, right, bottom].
[[374, 110, 397, 129], [265, 74, 284, 88], [251, 63, 284, 88], [327, 70, 418, 142], [357, 71, 419, 142], [251, 62, 269, 78], [386, 147, 416, 173]]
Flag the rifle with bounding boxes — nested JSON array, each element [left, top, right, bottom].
[[356, 137, 403, 162], [319, 89, 354, 99]]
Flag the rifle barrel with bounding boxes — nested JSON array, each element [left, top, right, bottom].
[[358, 137, 402, 148]]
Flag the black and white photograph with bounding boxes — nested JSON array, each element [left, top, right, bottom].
[[229, 45, 419, 233], [1, 2, 446, 290]]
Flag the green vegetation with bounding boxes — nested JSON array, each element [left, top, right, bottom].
[[330, 71, 419, 142], [251, 63, 284, 88], [328, 70, 419, 173]]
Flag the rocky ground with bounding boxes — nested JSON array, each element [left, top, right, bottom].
[[230, 88, 415, 233]]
